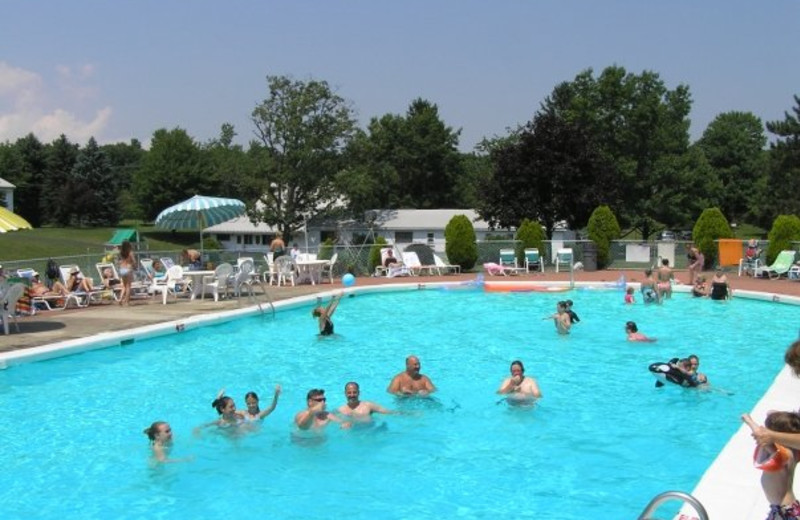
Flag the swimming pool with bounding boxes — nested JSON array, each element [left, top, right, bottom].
[[0, 287, 796, 519]]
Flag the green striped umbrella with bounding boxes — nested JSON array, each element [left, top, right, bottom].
[[155, 195, 246, 253]]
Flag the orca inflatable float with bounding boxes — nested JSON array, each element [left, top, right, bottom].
[[648, 358, 700, 388]]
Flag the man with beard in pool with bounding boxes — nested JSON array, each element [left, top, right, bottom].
[[387, 355, 436, 396]]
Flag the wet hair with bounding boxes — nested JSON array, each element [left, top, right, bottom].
[[765, 411, 800, 433], [212, 396, 234, 415], [344, 381, 360, 391], [661, 258, 669, 266], [510, 360, 525, 373], [311, 307, 322, 318], [626, 286, 634, 294], [644, 268, 653, 276], [306, 388, 325, 401], [688, 354, 699, 365], [626, 321, 638, 332], [143, 421, 168, 441], [785, 340, 800, 377], [245, 391, 259, 401], [565, 300, 574, 307]]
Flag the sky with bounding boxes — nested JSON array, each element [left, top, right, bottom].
[[1, 1, 798, 152]]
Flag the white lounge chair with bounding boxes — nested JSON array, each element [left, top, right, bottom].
[[433, 253, 460, 274], [375, 247, 410, 278], [754, 250, 797, 279], [402, 251, 437, 276]]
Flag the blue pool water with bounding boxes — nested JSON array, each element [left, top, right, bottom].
[[0, 287, 796, 519]]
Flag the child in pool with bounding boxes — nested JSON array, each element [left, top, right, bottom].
[[143, 421, 191, 463], [194, 393, 245, 435], [625, 321, 656, 342], [240, 385, 282, 421], [743, 412, 800, 520], [624, 286, 635, 304]]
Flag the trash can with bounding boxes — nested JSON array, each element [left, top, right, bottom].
[[583, 241, 598, 272]]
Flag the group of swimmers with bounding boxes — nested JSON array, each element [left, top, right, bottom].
[[545, 299, 579, 335], [143, 355, 543, 463], [632, 258, 732, 305]]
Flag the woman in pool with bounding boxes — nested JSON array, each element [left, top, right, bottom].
[[624, 286, 635, 304], [640, 269, 660, 304], [312, 293, 342, 336], [195, 394, 245, 434], [543, 301, 571, 335], [240, 385, 282, 421], [691, 275, 708, 297], [143, 421, 187, 463], [625, 321, 656, 342], [709, 269, 731, 301]]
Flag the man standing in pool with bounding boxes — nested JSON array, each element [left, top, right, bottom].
[[497, 360, 542, 404], [338, 381, 396, 422], [387, 355, 437, 396], [294, 388, 351, 430]]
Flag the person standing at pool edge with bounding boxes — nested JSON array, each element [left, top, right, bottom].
[[388, 355, 436, 396]]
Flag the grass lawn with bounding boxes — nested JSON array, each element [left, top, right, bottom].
[[0, 224, 202, 261]]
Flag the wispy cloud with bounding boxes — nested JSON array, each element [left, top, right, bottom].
[[0, 61, 111, 143]]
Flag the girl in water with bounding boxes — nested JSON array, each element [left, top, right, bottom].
[[312, 293, 342, 336], [194, 394, 245, 435], [240, 385, 282, 421]]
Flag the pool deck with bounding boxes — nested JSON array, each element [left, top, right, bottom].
[[2, 267, 800, 519]]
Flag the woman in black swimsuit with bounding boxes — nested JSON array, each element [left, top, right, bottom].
[[312, 293, 342, 336]]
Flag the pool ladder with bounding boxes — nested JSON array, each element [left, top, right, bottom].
[[637, 490, 708, 520], [238, 279, 275, 318]]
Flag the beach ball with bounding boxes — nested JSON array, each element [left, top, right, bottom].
[[342, 273, 356, 287]]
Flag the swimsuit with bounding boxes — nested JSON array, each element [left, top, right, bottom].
[[766, 500, 800, 520], [321, 318, 334, 336], [710, 282, 728, 300], [119, 267, 131, 277]]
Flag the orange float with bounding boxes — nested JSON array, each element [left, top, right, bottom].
[[753, 444, 791, 472], [483, 282, 570, 293]]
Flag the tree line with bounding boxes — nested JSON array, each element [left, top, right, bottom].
[[1, 67, 798, 241]]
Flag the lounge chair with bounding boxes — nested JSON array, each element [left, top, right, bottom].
[[554, 248, 574, 273], [401, 251, 437, 276], [375, 247, 410, 278], [58, 265, 96, 307], [498, 249, 525, 275], [524, 248, 543, 273], [754, 250, 797, 280], [16, 269, 71, 312], [433, 253, 460, 274], [95, 262, 124, 300]]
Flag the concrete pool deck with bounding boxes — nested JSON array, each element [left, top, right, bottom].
[[2, 267, 800, 518]]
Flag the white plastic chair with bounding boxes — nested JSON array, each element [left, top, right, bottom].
[[320, 253, 338, 284], [1, 283, 25, 335], [274, 256, 296, 287], [202, 263, 233, 302], [555, 248, 574, 273], [262, 254, 277, 285]]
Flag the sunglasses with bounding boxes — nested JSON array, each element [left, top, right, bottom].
[[311, 397, 326, 402]]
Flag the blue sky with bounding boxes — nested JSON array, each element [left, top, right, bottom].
[[1, 1, 798, 151]]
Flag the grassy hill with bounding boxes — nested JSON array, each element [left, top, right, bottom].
[[0, 224, 202, 261]]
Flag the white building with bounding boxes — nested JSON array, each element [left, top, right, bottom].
[[204, 209, 502, 254], [0, 177, 15, 211]]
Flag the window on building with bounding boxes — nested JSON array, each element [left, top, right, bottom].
[[395, 231, 413, 243], [427, 232, 434, 245], [243, 235, 253, 245], [217, 234, 230, 241], [236, 235, 241, 244]]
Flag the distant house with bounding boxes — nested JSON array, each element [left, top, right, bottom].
[[204, 209, 501, 253], [0, 177, 15, 211]]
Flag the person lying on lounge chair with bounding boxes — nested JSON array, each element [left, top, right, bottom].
[[101, 267, 122, 290], [29, 272, 69, 298], [65, 267, 94, 293]]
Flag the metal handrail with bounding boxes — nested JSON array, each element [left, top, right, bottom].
[[637, 490, 708, 520]]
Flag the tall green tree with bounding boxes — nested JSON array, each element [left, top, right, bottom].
[[71, 137, 118, 226], [102, 139, 144, 220], [133, 128, 211, 221], [202, 123, 257, 203], [339, 98, 466, 213], [250, 75, 356, 239], [544, 66, 693, 238], [4, 134, 46, 226], [696, 111, 767, 224], [43, 134, 79, 226], [765, 95, 800, 220]]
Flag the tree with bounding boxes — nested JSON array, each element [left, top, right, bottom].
[[696, 112, 767, 224], [477, 105, 616, 237], [444, 214, 478, 271], [42, 134, 79, 226], [586, 205, 621, 269], [515, 218, 546, 265], [250, 75, 356, 239], [4, 134, 46, 226], [765, 215, 800, 265], [70, 137, 118, 226], [133, 128, 211, 221], [692, 208, 733, 268], [102, 139, 145, 220], [338, 98, 466, 212], [764, 95, 800, 220], [202, 123, 257, 202], [544, 66, 693, 239]]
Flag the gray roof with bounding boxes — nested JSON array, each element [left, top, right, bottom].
[[369, 209, 493, 231], [204, 209, 495, 234], [0, 177, 15, 189]]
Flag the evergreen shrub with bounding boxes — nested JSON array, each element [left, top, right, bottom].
[[692, 208, 733, 268], [766, 215, 800, 265], [445, 215, 478, 271], [586, 205, 621, 269]]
